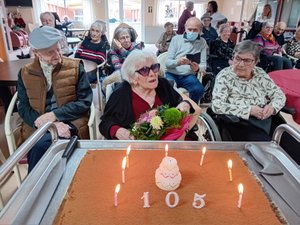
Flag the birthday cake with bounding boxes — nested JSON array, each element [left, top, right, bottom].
[[54, 150, 284, 225]]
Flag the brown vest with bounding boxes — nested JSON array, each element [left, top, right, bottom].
[[18, 57, 89, 145]]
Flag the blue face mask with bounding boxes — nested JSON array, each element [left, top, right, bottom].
[[186, 32, 198, 41]]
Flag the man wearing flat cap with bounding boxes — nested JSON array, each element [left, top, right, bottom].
[[17, 26, 93, 172], [201, 13, 218, 47]]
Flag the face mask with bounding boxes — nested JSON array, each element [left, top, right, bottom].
[[186, 32, 198, 41]]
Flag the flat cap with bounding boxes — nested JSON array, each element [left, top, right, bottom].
[[201, 13, 212, 21], [29, 26, 63, 49]]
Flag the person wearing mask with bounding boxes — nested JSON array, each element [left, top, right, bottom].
[[177, 1, 196, 34], [166, 17, 207, 103]]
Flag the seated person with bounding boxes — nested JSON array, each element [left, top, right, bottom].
[[17, 26, 93, 172], [286, 26, 300, 69], [13, 11, 26, 29], [273, 21, 287, 46], [40, 12, 70, 56], [253, 21, 293, 71], [99, 49, 200, 140], [200, 13, 218, 47], [165, 17, 207, 103], [155, 22, 176, 56], [210, 24, 235, 75], [211, 40, 286, 141], [102, 25, 143, 91], [75, 20, 109, 83]]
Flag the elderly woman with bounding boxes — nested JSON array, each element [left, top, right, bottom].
[[212, 40, 286, 141], [99, 49, 200, 140], [75, 20, 109, 83], [155, 22, 176, 56], [210, 24, 235, 75], [253, 21, 292, 71], [286, 27, 300, 69]]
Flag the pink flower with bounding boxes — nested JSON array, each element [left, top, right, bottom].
[[148, 109, 157, 118]]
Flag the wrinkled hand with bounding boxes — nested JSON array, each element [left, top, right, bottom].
[[177, 101, 190, 113], [250, 105, 264, 120], [54, 122, 71, 138], [177, 57, 190, 66], [115, 128, 134, 140], [34, 112, 56, 128], [190, 62, 199, 72], [262, 104, 275, 120], [113, 38, 122, 50]]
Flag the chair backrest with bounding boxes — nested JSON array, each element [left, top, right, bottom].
[[157, 52, 168, 77]]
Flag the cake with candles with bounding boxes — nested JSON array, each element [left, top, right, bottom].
[[54, 150, 285, 225], [155, 156, 182, 191]]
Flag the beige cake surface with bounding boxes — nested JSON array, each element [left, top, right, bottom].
[[54, 150, 283, 225]]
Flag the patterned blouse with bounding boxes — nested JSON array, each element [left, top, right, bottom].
[[286, 37, 300, 57], [212, 66, 286, 120], [211, 37, 235, 60]]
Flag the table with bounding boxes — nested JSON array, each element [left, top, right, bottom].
[[269, 69, 300, 124], [67, 37, 81, 49], [0, 58, 33, 86]]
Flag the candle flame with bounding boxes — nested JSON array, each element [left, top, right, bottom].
[[202, 147, 206, 155], [228, 159, 232, 169], [238, 183, 244, 194], [115, 184, 120, 193], [126, 145, 131, 155], [122, 157, 126, 170]]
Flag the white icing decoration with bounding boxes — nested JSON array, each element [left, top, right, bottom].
[[165, 191, 179, 208]]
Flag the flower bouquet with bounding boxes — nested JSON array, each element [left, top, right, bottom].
[[130, 105, 193, 140]]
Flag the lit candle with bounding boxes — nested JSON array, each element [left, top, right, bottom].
[[200, 147, 206, 166], [114, 184, 120, 207], [141, 192, 150, 208], [122, 157, 126, 183], [228, 159, 233, 182], [165, 144, 169, 157], [126, 145, 131, 168], [237, 183, 244, 208]]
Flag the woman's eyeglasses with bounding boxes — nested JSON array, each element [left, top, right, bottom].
[[135, 63, 160, 76], [234, 56, 255, 66]]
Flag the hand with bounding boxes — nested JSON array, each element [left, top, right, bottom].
[[177, 101, 190, 113], [177, 57, 190, 66], [262, 104, 275, 120], [190, 62, 199, 72], [115, 128, 134, 140], [54, 122, 71, 138], [113, 38, 122, 50], [34, 112, 56, 128], [250, 106, 264, 120]]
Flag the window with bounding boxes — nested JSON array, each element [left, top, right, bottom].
[[281, 0, 300, 28]]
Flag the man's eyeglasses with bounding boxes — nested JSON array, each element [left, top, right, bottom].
[[135, 63, 160, 76], [234, 56, 255, 65]]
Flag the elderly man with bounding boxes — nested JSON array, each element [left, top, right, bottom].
[[200, 12, 218, 47], [273, 21, 287, 46], [165, 17, 207, 103], [17, 26, 92, 172]]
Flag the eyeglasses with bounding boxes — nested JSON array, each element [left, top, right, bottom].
[[135, 63, 160, 76], [234, 56, 255, 65]]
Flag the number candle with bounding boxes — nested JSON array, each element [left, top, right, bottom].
[[141, 192, 150, 208]]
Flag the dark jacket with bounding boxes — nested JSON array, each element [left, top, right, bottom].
[[201, 26, 218, 47], [99, 77, 183, 139]]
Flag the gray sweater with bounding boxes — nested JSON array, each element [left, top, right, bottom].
[[165, 34, 208, 76]]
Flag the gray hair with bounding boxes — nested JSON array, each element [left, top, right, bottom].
[[95, 20, 107, 33], [261, 21, 274, 28], [219, 23, 231, 34], [121, 49, 158, 84], [40, 12, 54, 22], [114, 27, 130, 40], [90, 20, 104, 33], [186, 1, 194, 10], [233, 40, 261, 62]]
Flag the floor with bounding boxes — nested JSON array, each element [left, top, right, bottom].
[[0, 46, 300, 210]]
